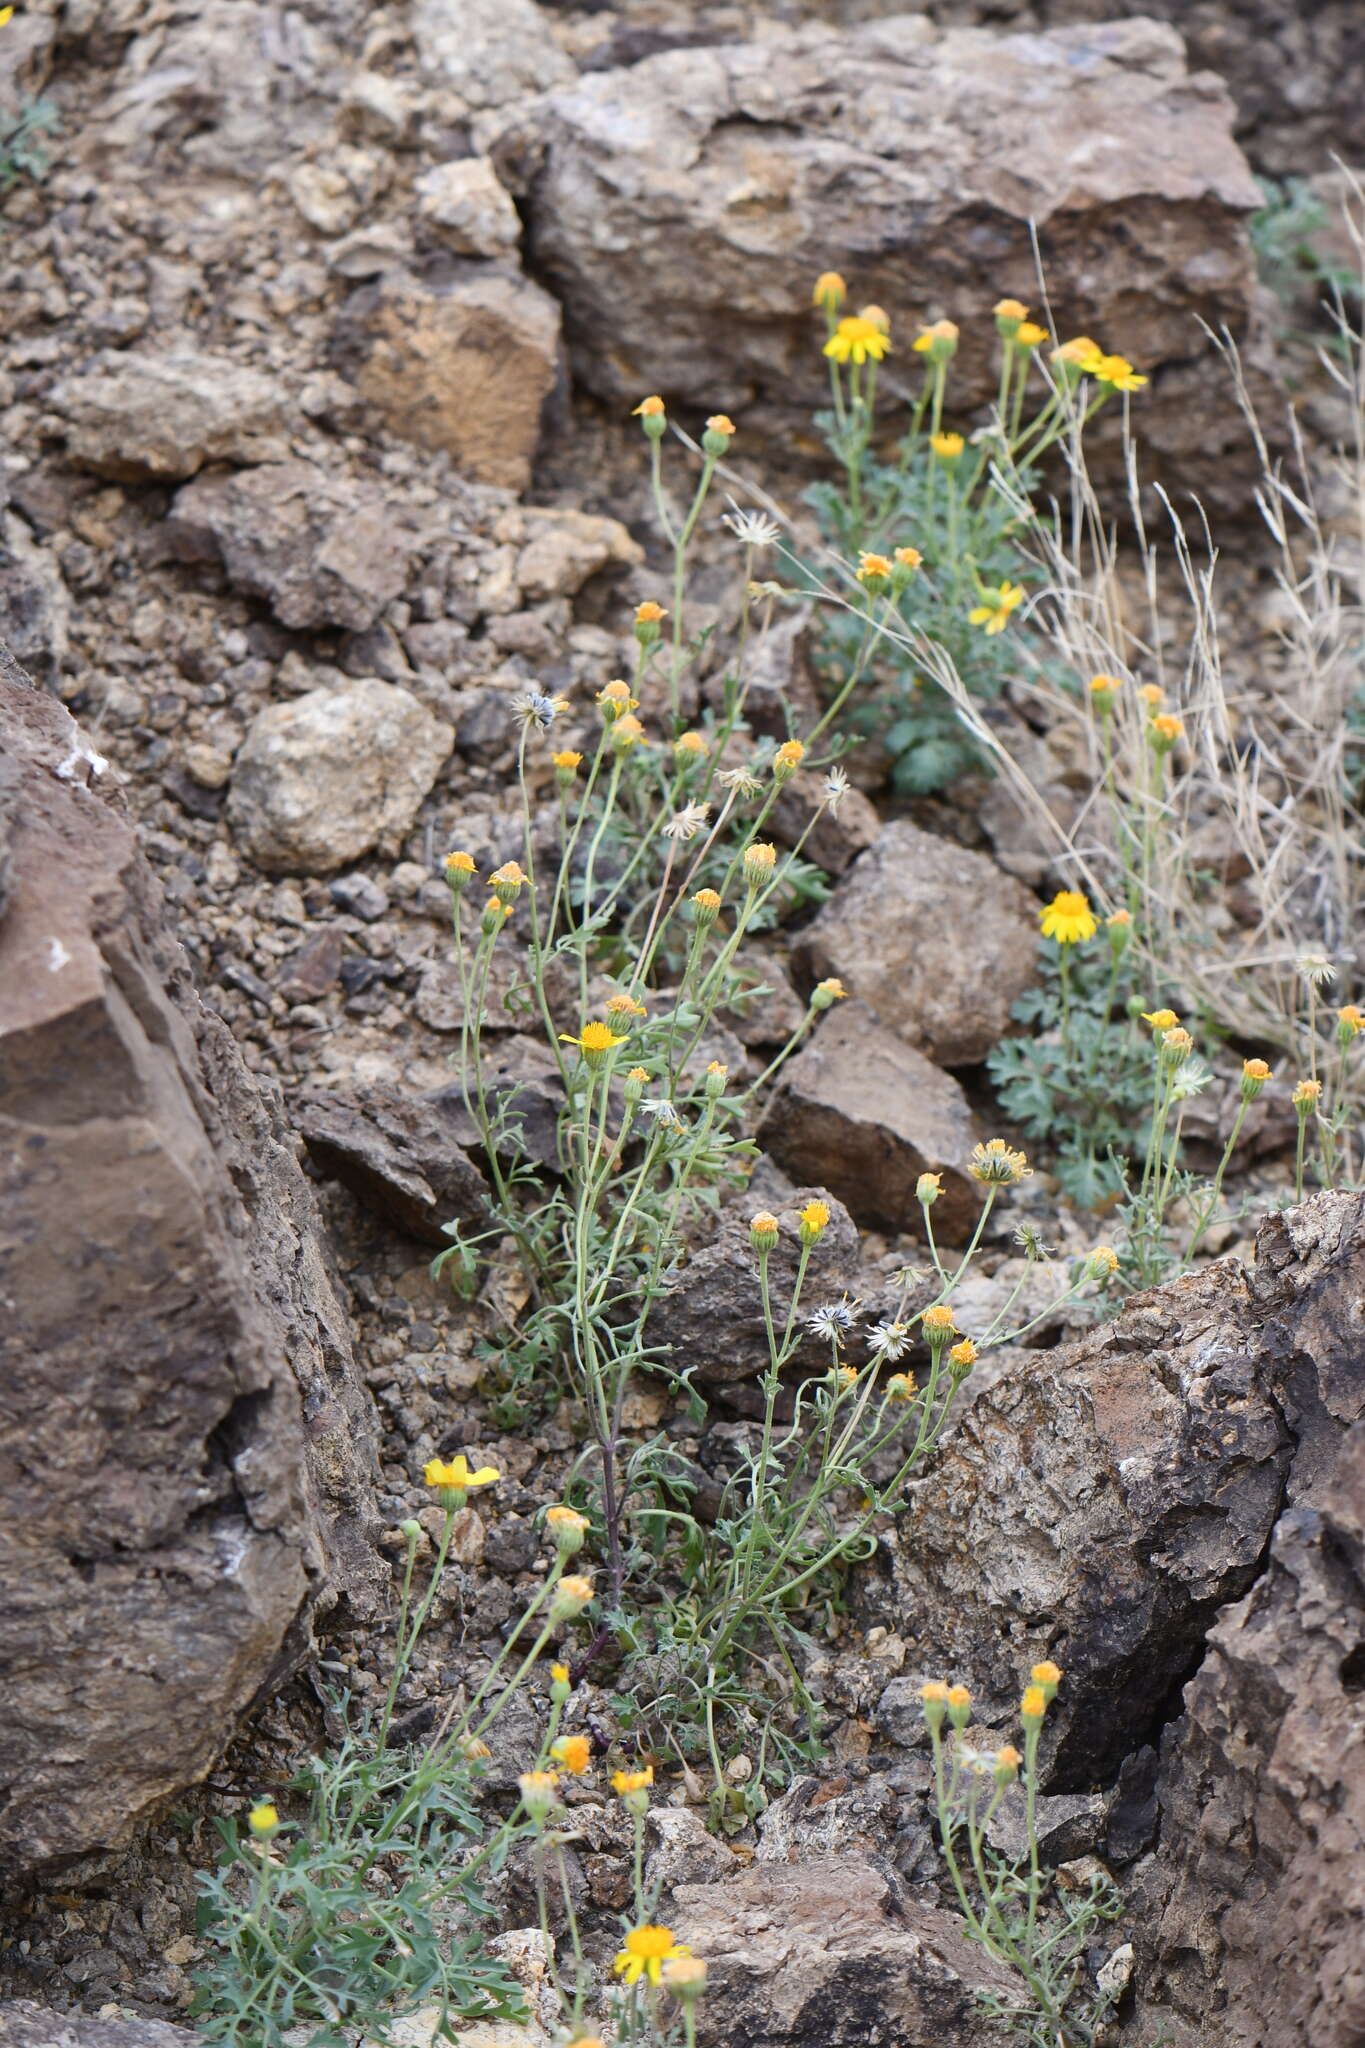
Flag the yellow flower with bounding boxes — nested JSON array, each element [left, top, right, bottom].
[[886, 1373, 916, 1401], [922, 1303, 957, 1335], [0, 8, 14, 23], [1107, 909, 1132, 930], [994, 1745, 1023, 1780], [912, 318, 959, 356], [930, 431, 965, 459], [606, 992, 648, 1019], [1020, 1684, 1048, 1721], [824, 315, 891, 365], [248, 1802, 280, 1837], [612, 1765, 655, 1797], [568, 2038, 608, 2048], [1136, 683, 1164, 706], [1337, 1005, 1363, 1037], [856, 551, 893, 582], [920, 1679, 951, 1704], [445, 849, 476, 874], [1293, 1077, 1323, 1110], [1086, 1246, 1120, 1276], [551, 1662, 571, 1687], [1088, 672, 1124, 699], [750, 1211, 780, 1250], [993, 297, 1029, 323], [662, 1955, 708, 1999], [917, 1171, 942, 1205], [813, 976, 847, 1004], [743, 841, 778, 886], [1240, 1058, 1272, 1100], [675, 730, 709, 758], [546, 1503, 591, 1554], [614, 1924, 691, 1987], [597, 678, 639, 715], [837, 1365, 858, 1387], [552, 1573, 596, 1620], [948, 1339, 977, 1370], [774, 738, 806, 776], [635, 599, 667, 625], [553, 749, 583, 773], [691, 886, 722, 918], [1161, 1026, 1194, 1061], [705, 413, 736, 437], [612, 713, 647, 749], [1053, 335, 1105, 373], [551, 1735, 593, 1775], [859, 303, 890, 333], [968, 581, 1025, 635], [1014, 321, 1048, 348], [488, 860, 528, 904], [946, 1684, 972, 1714], [518, 1769, 560, 1818], [1094, 353, 1147, 391], [968, 1138, 1032, 1186], [632, 395, 665, 417], [799, 1199, 831, 1243], [1141, 1008, 1179, 1033], [424, 1455, 499, 1495], [813, 270, 847, 310], [1031, 1660, 1062, 1687], [1150, 712, 1184, 746], [1039, 889, 1097, 945], [894, 545, 922, 570], [560, 1019, 628, 1055]]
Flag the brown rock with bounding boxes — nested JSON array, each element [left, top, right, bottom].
[[48, 347, 287, 481], [415, 157, 523, 257], [0, 654, 378, 1879], [492, 16, 1268, 508], [277, 925, 345, 1002], [648, 1187, 860, 1386], [670, 1856, 1018, 2046], [758, 1003, 981, 1237], [794, 821, 1038, 1066], [512, 505, 643, 601], [334, 273, 561, 492], [771, 769, 881, 879], [168, 460, 426, 633]]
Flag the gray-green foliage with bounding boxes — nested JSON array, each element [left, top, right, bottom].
[[0, 96, 58, 191]]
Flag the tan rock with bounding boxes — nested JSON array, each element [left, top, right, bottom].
[[794, 820, 1038, 1067], [415, 157, 522, 257], [335, 273, 561, 491], [227, 680, 453, 875]]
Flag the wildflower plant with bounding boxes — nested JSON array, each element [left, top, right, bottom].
[[801, 281, 1145, 793], [921, 1667, 1125, 2047], [420, 400, 1119, 1783]]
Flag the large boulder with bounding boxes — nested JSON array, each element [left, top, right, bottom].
[[492, 15, 1267, 505], [874, 1194, 1365, 1796], [0, 654, 379, 1879], [793, 821, 1038, 1068], [1132, 1193, 1365, 2048]]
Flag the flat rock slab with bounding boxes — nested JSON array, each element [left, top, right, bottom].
[[759, 1002, 981, 1237], [48, 347, 287, 480], [0, 2004, 197, 2047]]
